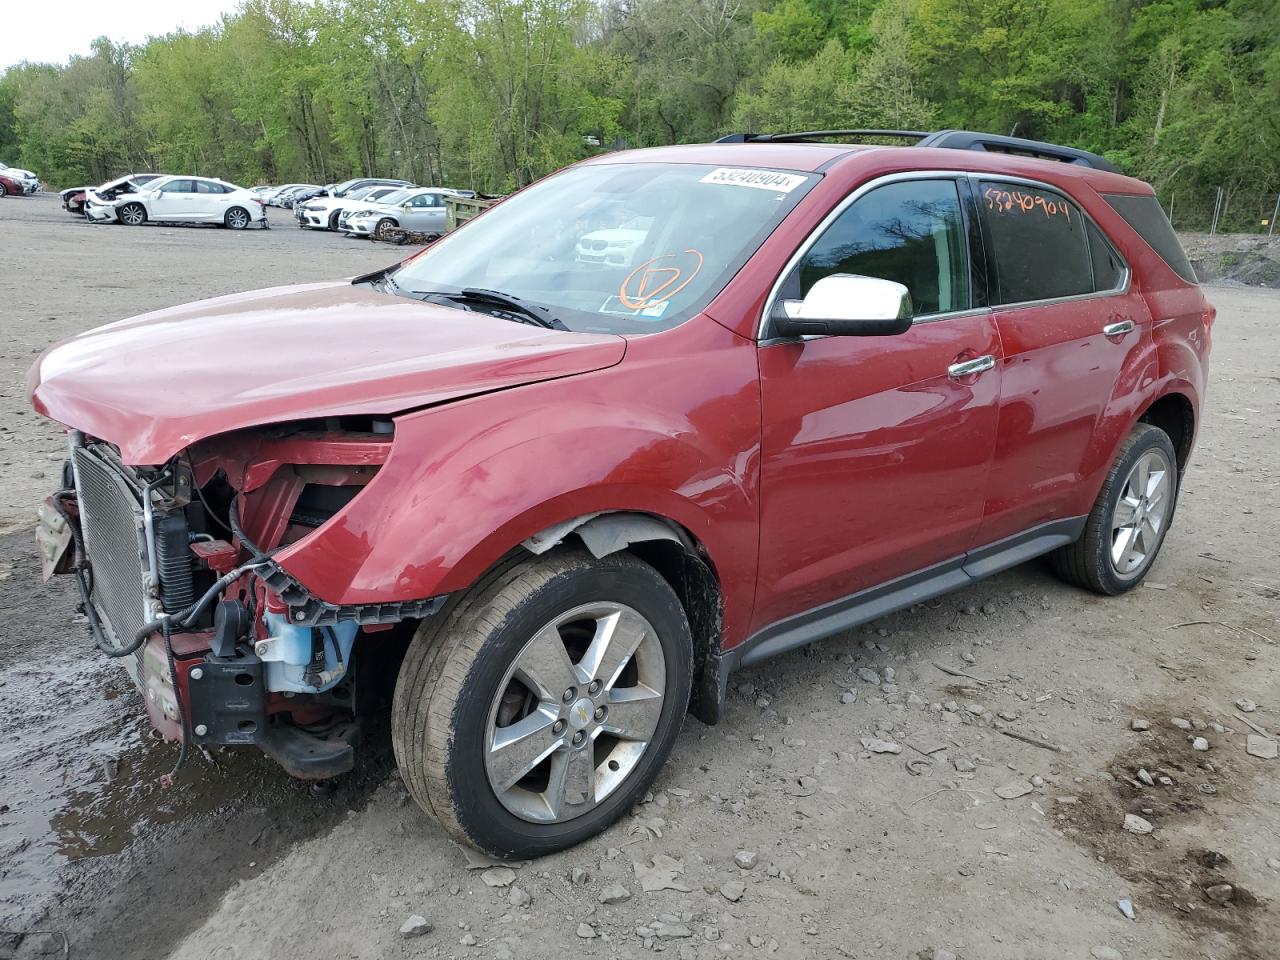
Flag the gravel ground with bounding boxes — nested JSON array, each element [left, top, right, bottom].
[[1, 194, 1277, 960]]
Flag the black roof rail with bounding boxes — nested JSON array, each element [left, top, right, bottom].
[[713, 128, 1119, 173], [916, 130, 1120, 173], [715, 130, 928, 144]]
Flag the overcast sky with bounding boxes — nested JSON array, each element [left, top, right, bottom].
[[2, 1, 242, 71]]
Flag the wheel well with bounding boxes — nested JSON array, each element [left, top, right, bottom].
[[1139, 392, 1194, 470], [625, 538, 724, 726], [520, 511, 726, 726]]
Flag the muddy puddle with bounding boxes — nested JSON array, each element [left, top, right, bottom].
[[0, 535, 390, 959]]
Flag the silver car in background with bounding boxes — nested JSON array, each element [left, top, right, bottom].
[[342, 187, 463, 240]]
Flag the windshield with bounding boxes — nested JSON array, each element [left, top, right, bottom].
[[388, 161, 817, 334]]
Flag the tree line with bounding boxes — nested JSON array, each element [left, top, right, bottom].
[[0, 0, 1275, 213]]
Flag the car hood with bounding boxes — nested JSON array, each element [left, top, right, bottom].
[[29, 281, 627, 464]]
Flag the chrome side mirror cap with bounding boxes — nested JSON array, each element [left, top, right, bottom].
[[772, 274, 914, 338]]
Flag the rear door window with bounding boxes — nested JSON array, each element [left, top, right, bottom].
[[978, 181, 1092, 304], [1103, 193, 1197, 284]]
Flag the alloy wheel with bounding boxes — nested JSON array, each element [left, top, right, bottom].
[[484, 601, 666, 824], [1110, 448, 1173, 577], [121, 205, 144, 225], [227, 208, 249, 229]]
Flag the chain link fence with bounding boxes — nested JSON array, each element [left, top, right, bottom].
[[1159, 188, 1280, 236]]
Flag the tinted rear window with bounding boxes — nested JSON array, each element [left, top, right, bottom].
[[979, 181, 1092, 303], [1103, 193, 1197, 284]]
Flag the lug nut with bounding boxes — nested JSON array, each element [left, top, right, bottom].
[[190, 667, 204, 681], [194, 724, 208, 737], [572, 730, 586, 746], [594, 706, 607, 722], [588, 679, 602, 695], [552, 719, 566, 735], [562, 687, 577, 703]]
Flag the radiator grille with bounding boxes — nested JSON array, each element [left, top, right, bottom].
[[72, 445, 154, 652]]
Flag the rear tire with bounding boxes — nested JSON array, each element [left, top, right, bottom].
[[119, 203, 146, 226], [392, 550, 692, 858], [1051, 423, 1178, 595], [225, 206, 250, 230], [0, 183, 7, 198]]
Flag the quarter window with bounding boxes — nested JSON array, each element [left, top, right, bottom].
[[786, 179, 970, 316], [1087, 220, 1125, 291], [1103, 193, 1197, 284], [978, 181, 1092, 303]]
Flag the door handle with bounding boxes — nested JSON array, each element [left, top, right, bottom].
[[948, 355, 996, 379], [1103, 318, 1135, 337]]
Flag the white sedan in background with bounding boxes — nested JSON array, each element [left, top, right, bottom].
[[87, 176, 268, 229]]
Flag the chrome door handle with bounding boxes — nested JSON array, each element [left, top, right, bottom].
[[1103, 319, 1135, 337], [948, 355, 996, 379]]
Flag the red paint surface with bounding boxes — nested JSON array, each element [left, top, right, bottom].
[[29, 281, 625, 465]]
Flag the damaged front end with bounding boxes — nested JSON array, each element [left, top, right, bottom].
[[43, 418, 445, 780]]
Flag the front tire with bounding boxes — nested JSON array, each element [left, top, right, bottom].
[[374, 217, 397, 241], [119, 203, 146, 226], [392, 550, 692, 858], [1052, 423, 1178, 595]]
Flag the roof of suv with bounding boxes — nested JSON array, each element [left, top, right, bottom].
[[583, 137, 1152, 195]]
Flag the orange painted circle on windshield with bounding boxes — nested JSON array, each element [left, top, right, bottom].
[[619, 249, 704, 310]]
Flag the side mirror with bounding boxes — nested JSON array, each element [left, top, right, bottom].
[[402, 202, 413, 210], [772, 274, 914, 338]]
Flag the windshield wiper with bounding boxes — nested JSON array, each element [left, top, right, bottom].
[[407, 287, 568, 330]]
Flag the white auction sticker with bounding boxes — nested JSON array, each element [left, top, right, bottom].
[[698, 167, 807, 193]]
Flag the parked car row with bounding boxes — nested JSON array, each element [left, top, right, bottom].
[[42, 169, 477, 236], [257, 177, 415, 210], [0, 162, 41, 196]]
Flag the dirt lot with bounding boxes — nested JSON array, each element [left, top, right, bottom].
[[1, 193, 1277, 960]]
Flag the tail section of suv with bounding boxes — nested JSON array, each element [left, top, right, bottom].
[[29, 130, 1211, 857]]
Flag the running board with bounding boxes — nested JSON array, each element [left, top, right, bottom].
[[722, 517, 1086, 677]]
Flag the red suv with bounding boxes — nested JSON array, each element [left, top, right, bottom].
[[29, 130, 1213, 857]]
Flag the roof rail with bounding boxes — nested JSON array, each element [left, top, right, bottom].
[[713, 128, 1119, 173], [715, 130, 928, 144], [916, 130, 1120, 173]]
